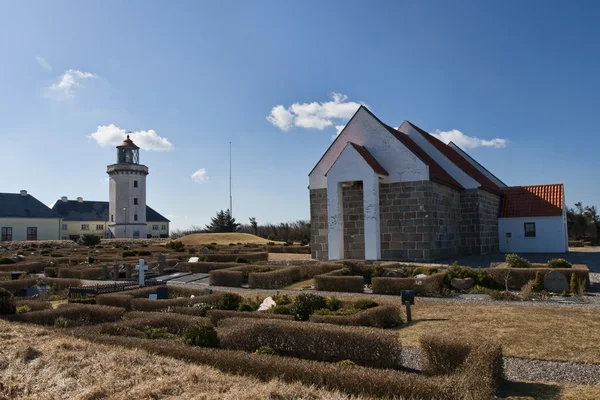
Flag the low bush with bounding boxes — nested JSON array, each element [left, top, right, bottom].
[[488, 266, 589, 290], [218, 318, 403, 369], [312, 307, 360, 316], [291, 293, 327, 321], [209, 269, 244, 287], [272, 292, 292, 305], [570, 273, 579, 295], [487, 290, 520, 301], [0, 262, 45, 274], [505, 254, 532, 268], [122, 251, 137, 257], [10, 303, 125, 326], [271, 304, 293, 315], [166, 240, 185, 250], [15, 299, 52, 312], [184, 324, 219, 347], [0, 277, 81, 295], [142, 327, 175, 340], [131, 297, 199, 312], [353, 299, 379, 310], [298, 263, 345, 280], [548, 258, 572, 268], [96, 294, 134, 310], [44, 267, 58, 278], [16, 305, 32, 314], [122, 312, 210, 335], [325, 296, 341, 311], [0, 288, 16, 314], [314, 275, 364, 293], [309, 305, 402, 329], [0, 258, 16, 265], [207, 309, 294, 325], [205, 252, 269, 263], [81, 234, 101, 247], [255, 346, 277, 355], [68, 297, 96, 305], [248, 266, 301, 289], [175, 261, 239, 273], [137, 250, 151, 257], [235, 257, 248, 263], [219, 293, 242, 311], [534, 271, 544, 292]]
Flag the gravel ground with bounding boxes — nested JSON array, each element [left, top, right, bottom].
[[401, 347, 600, 386]]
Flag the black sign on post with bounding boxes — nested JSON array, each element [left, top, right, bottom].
[[401, 290, 415, 305], [156, 287, 169, 300]]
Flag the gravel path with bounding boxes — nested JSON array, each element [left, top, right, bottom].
[[401, 347, 600, 386]]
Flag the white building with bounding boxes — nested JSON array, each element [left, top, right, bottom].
[[0, 191, 62, 241]]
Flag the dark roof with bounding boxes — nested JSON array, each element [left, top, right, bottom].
[[51, 200, 170, 222], [406, 121, 502, 194], [0, 193, 61, 218], [500, 184, 564, 218], [382, 124, 463, 189], [117, 135, 139, 149]]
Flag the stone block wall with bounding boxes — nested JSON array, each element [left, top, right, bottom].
[[460, 189, 501, 255], [342, 183, 365, 259], [429, 182, 462, 260], [460, 189, 481, 255], [478, 190, 501, 254], [309, 188, 328, 260]]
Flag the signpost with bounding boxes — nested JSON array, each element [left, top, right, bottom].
[[401, 290, 415, 323]]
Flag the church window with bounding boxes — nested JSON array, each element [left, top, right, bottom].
[[152, 225, 159, 230], [27, 227, 37, 241], [82, 224, 89, 231], [1, 227, 12, 241], [134, 180, 138, 188], [134, 198, 138, 205], [134, 214, 138, 221], [524, 223, 536, 237]]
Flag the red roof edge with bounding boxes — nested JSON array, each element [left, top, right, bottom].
[[348, 142, 389, 176]]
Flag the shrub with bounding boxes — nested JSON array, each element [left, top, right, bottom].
[[420, 335, 475, 375], [325, 296, 342, 311], [54, 316, 70, 328], [506, 254, 532, 268], [68, 297, 96, 305], [81, 234, 101, 247], [142, 327, 176, 340], [184, 324, 219, 348], [209, 269, 244, 287], [122, 251, 137, 257], [487, 290, 520, 301], [207, 309, 293, 325], [310, 305, 402, 329], [187, 248, 198, 254], [219, 293, 242, 311], [137, 250, 151, 257], [549, 258, 572, 268], [488, 266, 589, 290], [235, 257, 248, 263], [291, 293, 327, 321], [534, 271, 544, 292], [96, 294, 134, 310], [206, 252, 269, 263], [44, 267, 58, 278], [272, 292, 292, 305], [370, 264, 384, 279], [0, 258, 16, 265], [0, 287, 16, 314], [237, 303, 254, 312], [16, 305, 32, 314], [353, 299, 378, 310], [314, 275, 364, 293], [271, 305, 292, 315], [312, 307, 360, 316], [11, 304, 126, 326], [255, 346, 277, 355], [266, 242, 275, 245], [521, 280, 534, 301], [337, 360, 356, 367], [14, 300, 52, 312], [166, 241, 185, 250], [248, 266, 300, 289], [218, 318, 402, 369], [570, 273, 579, 295]]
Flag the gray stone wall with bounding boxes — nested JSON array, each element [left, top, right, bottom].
[[460, 189, 501, 255], [342, 183, 365, 259], [309, 188, 328, 260], [460, 189, 481, 255], [429, 182, 462, 260], [478, 189, 501, 254]]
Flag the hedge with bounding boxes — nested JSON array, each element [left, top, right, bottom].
[[73, 331, 503, 400], [488, 265, 589, 290], [97, 312, 211, 336], [96, 294, 135, 310], [57, 267, 104, 280], [372, 272, 446, 295], [267, 246, 310, 254], [204, 252, 268, 263], [248, 266, 301, 289], [217, 318, 402, 369], [209, 269, 244, 287], [207, 309, 294, 325], [14, 299, 53, 312], [313, 274, 364, 293], [0, 262, 45, 273], [309, 305, 402, 328], [298, 263, 345, 280], [175, 262, 239, 273], [7, 303, 125, 326], [0, 277, 82, 294], [130, 293, 224, 312]]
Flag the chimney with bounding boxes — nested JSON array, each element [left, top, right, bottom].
[[20, 190, 27, 197], [77, 197, 83, 203], [61, 196, 68, 203]]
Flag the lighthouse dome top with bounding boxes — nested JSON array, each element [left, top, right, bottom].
[[117, 135, 140, 150]]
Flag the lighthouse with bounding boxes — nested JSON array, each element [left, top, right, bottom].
[[107, 135, 148, 238]]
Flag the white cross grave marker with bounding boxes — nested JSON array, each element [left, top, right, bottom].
[[136, 259, 148, 287]]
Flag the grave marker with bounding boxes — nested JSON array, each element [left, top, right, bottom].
[[156, 287, 169, 300], [544, 271, 569, 292], [136, 259, 148, 287]]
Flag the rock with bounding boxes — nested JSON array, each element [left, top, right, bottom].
[[382, 270, 406, 278], [544, 270, 569, 292], [451, 277, 475, 290], [258, 296, 276, 311], [414, 274, 428, 279], [188, 257, 199, 263], [15, 255, 25, 261]]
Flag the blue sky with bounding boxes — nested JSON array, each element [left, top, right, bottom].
[[1, 1, 599, 230]]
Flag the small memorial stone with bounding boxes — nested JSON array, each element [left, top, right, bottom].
[[202, 247, 210, 255], [544, 271, 569, 292], [156, 287, 169, 300]]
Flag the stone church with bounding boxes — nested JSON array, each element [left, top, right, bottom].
[[309, 106, 567, 261]]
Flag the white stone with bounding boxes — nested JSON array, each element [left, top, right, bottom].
[[148, 294, 157, 300], [257, 296, 276, 311], [188, 257, 199, 263], [414, 274, 427, 279]]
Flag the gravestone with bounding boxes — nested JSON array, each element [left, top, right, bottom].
[[258, 296, 276, 311], [382, 270, 405, 278], [544, 271, 569, 292], [125, 265, 132, 279], [451, 277, 475, 290], [158, 255, 166, 274], [26, 285, 50, 297], [188, 257, 199, 263], [113, 265, 119, 280], [156, 287, 169, 300], [136, 259, 148, 287], [202, 247, 210, 255], [233, 249, 239, 254], [148, 294, 158, 300], [101, 265, 108, 280]]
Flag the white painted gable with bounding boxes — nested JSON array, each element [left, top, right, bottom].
[[398, 121, 480, 189], [309, 107, 428, 190], [448, 142, 507, 188], [326, 143, 386, 183]]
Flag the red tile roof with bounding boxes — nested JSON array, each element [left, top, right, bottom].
[[383, 125, 464, 189], [500, 184, 564, 218], [406, 122, 502, 194], [348, 142, 389, 176]]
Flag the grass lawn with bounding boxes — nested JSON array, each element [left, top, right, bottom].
[[284, 278, 315, 290], [177, 233, 282, 246], [268, 253, 312, 261]]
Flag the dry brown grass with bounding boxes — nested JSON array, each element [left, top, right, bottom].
[[0, 320, 371, 400], [268, 253, 312, 261], [178, 233, 282, 245]]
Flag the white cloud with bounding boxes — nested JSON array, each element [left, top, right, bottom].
[[166, 214, 178, 219], [430, 129, 508, 149], [49, 69, 97, 98], [36, 56, 52, 72], [89, 124, 174, 151], [191, 168, 209, 184], [267, 93, 363, 132]]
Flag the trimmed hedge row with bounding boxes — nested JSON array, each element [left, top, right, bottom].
[[298, 263, 344, 280], [209, 269, 244, 287], [0, 262, 45, 273], [204, 252, 268, 263], [488, 266, 589, 290], [15, 299, 53, 312], [175, 262, 239, 273], [267, 246, 310, 254], [57, 267, 104, 280], [217, 318, 402, 369], [314, 273, 364, 293], [107, 312, 210, 335], [248, 266, 301, 289], [96, 294, 134, 310], [309, 305, 402, 328], [7, 303, 125, 326], [372, 272, 446, 295], [207, 309, 293, 325], [131, 293, 224, 312], [0, 277, 82, 294]]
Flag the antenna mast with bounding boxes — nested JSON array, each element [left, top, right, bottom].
[[229, 142, 232, 217]]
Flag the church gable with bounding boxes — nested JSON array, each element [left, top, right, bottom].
[[309, 106, 428, 189]]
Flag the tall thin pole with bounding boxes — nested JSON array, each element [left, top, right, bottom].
[[229, 142, 232, 216]]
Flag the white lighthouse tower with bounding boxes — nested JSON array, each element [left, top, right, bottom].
[[107, 135, 148, 239]]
